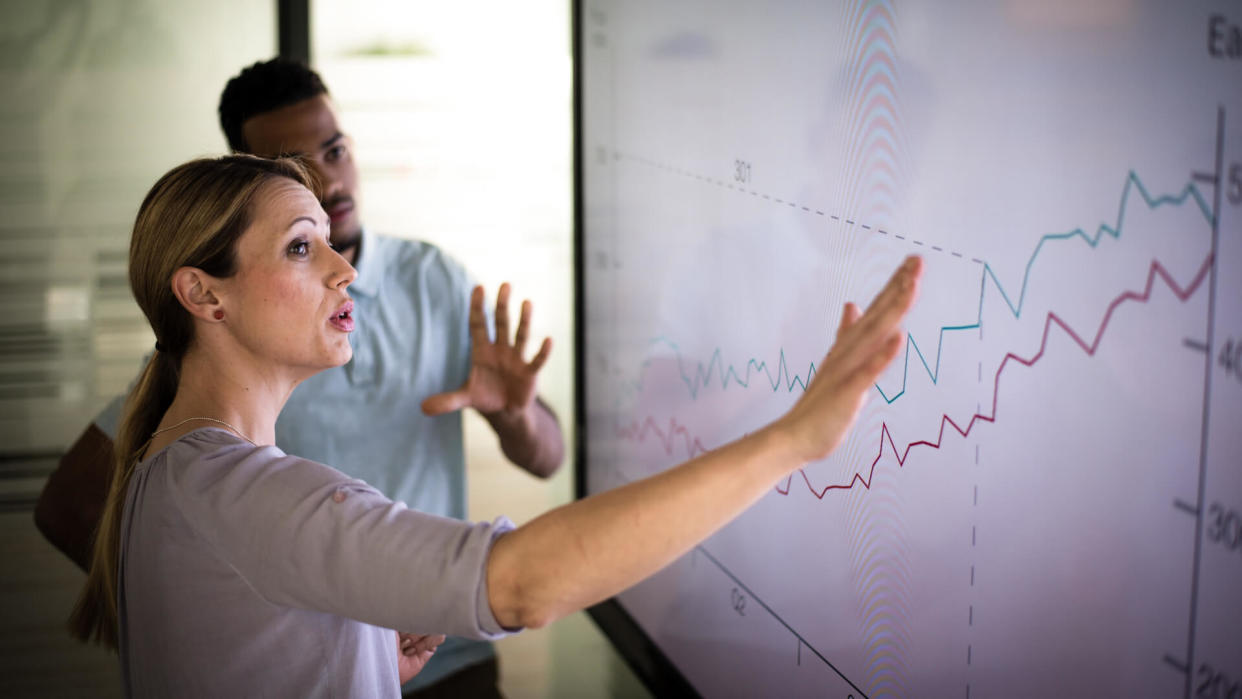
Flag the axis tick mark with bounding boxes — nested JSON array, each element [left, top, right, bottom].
[[1163, 654, 1189, 674]]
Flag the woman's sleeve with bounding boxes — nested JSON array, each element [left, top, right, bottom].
[[170, 442, 517, 639]]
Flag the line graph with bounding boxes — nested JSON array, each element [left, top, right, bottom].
[[617, 253, 1214, 498], [618, 171, 1213, 408], [582, 2, 1240, 695], [616, 414, 709, 459]]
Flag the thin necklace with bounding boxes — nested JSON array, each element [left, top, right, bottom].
[[151, 417, 258, 446]]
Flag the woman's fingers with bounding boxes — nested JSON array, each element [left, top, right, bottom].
[[853, 256, 921, 336], [825, 256, 922, 376], [398, 632, 446, 656], [842, 330, 906, 396], [419, 634, 446, 652], [836, 302, 861, 341]]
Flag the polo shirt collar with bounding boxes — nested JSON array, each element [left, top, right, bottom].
[[348, 227, 381, 298]]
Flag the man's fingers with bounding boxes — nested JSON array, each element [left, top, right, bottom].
[[514, 299, 532, 354], [468, 286, 490, 346], [495, 283, 512, 347], [528, 337, 552, 373], [421, 390, 472, 416]]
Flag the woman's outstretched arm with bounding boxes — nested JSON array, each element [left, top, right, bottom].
[[486, 256, 923, 629]]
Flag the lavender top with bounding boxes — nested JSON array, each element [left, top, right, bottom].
[[117, 428, 515, 698]]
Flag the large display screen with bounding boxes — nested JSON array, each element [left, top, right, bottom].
[[574, 1, 1242, 697]]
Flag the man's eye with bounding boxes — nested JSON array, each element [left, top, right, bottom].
[[288, 240, 309, 256], [326, 145, 345, 162]]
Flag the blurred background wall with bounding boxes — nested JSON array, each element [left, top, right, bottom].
[[0, 0, 647, 695]]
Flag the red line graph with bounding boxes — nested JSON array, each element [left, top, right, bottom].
[[616, 255, 1214, 497], [616, 415, 710, 458]]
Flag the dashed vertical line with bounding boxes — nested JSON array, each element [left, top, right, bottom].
[[968, 375, 982, 699]]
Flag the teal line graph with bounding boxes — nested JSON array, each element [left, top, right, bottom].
[[621, 171, 1213, 404]]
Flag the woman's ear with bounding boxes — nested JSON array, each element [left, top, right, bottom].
[[170, 267, 224, 322]]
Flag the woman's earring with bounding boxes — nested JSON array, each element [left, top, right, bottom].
[[213, 310, 224, 320]]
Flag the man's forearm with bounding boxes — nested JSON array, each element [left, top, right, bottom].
[[484, 396, 564, 478], [33, 424, 114, 572]]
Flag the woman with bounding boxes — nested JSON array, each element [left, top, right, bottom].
[[71, 155, 922, 696]]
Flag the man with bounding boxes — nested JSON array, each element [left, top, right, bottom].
[[35, 58, 564, 697]]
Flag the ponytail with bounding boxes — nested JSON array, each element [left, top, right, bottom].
[[68, 349, 179, 646]]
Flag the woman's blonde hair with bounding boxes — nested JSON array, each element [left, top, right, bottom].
[[70, 154, 317, 647]]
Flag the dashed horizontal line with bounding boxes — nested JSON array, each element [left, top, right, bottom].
[[613, 150, 980, 263]]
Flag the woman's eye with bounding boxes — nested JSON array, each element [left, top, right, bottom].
[[288, 240, 309, 256]]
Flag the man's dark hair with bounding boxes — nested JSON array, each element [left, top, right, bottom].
[[218, 58, 329, 153]]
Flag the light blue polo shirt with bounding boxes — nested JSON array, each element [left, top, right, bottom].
[[97, 229, 495, 690]]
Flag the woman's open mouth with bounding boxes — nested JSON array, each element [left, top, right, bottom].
[[330, 301, 355, 333]]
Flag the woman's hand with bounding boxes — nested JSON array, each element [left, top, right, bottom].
[[773, 255, 922, 463], [396, 631, 446, 685]]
